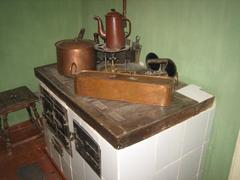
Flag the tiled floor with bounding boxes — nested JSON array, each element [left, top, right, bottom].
[[0, 120, 63, 180]]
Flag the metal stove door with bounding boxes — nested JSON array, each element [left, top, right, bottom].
[[69, 110, 86, 180], [68, 108, 102, 180]]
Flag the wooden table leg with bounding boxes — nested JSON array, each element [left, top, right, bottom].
[[0, 116, 2, 130], [26, 106, 34, 123], [2, 113, 12, 155], [0, 116, 2, 136], [31, 103, 42, 130]]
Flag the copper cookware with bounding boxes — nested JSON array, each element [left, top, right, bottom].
[[94, 0, 131, 50], [55, 29, 96, 77], [74, 71, 175, 106]]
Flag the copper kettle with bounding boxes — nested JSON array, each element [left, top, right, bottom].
[[94, 8, 131, 50]]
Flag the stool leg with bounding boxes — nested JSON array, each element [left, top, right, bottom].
[[3, 113, 11, 155], [26, 106, 34, 123], [0, 116, 2, 136], [31, 103, 42, 129]]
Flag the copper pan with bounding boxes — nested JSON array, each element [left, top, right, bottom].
[[55, 28, 96, 77]]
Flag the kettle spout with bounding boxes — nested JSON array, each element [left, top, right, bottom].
[[94, 16, 106, 40]]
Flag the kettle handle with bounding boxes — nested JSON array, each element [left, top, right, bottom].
[[124, 18, 131, 38]]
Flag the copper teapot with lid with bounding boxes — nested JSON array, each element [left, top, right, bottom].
[[94, 8, 131, 51]]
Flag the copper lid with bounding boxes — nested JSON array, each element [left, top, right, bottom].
[[55, 39, 95, 50], [106, 9, 122, 17]]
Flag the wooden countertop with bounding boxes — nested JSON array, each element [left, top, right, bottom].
[[34, 64, 214, 149]]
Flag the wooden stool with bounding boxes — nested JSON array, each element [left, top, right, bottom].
[[0, 86, 42, 154]]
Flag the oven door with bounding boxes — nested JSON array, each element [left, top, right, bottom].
[[41, 88, 55, 130], [73, 121, 101, 177], [40, 86, 72, 155]]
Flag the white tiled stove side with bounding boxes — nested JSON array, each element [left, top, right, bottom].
[[68, 84, 215, 180]]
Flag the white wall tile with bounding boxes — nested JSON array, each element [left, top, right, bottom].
[[48, 132, 63, 172], [41, 80, 216, 180], [197, 142, 209, 180], [179, 147, 202, 180], [182, 111, 209, 154], [176, 85, 213, 103], [154, 160, 180, 180], [99, 136, 118, 180], [85, 162, 101, 180], [71, 140, 86, 180], [156, 122, 185, 170], [62, 158, 73, 180], [118, 135, 157, 180], [180, 175, 198, 180], [197, 172, 203, 180], [204, 104, 216, 142]]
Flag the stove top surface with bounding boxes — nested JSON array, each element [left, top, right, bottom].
[[34, 64, 214, 149]]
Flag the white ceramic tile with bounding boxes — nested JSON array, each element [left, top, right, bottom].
[[180, 175, 197, 180], [73, 171, 85, 180], [156, 122, 185, 170], [179, 147, 202, 180], [71, 116, 101, 179], [72, 142, 86, 180], [197, 172, 203, 180], [69, 104, 118, 180], [85, 162, 101, 180], [204, 104, 216, 142], [118, 135, 157, 180], [62, 158, 73, 180], [153, 160, 180, 180], [69, 109, 83, 126], [67, 108, 75, 132], [177, 84, 213, 103], [49, 133, 62, 172], [99, 135, 118, 180], [182, 111, 208, 154], [197, 142, 209, 180]]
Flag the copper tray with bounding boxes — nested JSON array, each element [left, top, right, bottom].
[[74, 71, 175, 106]]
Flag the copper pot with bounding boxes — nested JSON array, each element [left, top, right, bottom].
[[55, 29, 96, 77]]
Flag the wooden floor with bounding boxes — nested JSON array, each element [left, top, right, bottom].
[[0, 120, 63, 180]]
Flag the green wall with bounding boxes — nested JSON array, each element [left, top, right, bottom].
[[82, 0, 240, 180], [1, 0, 240, 180], [0, 0, 83, 124]]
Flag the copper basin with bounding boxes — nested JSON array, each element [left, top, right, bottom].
[[74, 71, 175, 106]]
